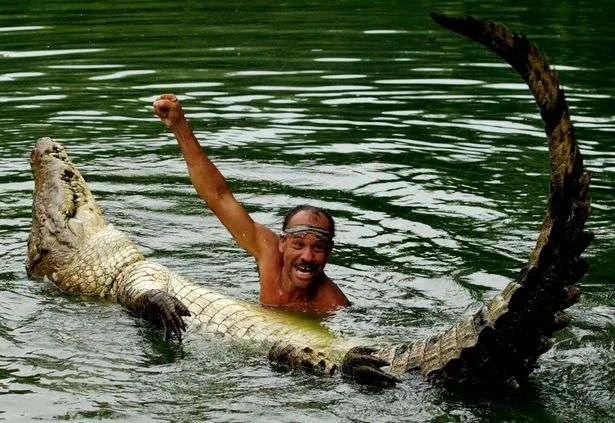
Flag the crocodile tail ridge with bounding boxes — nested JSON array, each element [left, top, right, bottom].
[[378, 14, 591, 387]]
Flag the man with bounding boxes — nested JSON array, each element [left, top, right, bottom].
[[153, 94, 350, 313]]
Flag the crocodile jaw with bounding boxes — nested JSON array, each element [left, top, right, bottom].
[[27, 137, 107, 278]]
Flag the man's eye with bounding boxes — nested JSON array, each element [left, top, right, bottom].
[[291, 241, 304, 249]]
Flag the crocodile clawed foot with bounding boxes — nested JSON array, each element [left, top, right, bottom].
[[138, 289, 191, 342], [342, 346, 400, 386]]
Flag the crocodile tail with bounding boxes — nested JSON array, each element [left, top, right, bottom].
[[430, 13, 569, 137], [376, 14, 591, 388]]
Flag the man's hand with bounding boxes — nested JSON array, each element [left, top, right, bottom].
[[342, 346, 401, 385], [138, 289, 191, 342], [153, 94, 185, 130]]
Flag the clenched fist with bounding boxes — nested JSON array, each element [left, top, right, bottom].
[[153, 94, 186, 129]]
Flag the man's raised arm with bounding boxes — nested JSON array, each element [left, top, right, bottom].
[[153, 94, 273, 258]]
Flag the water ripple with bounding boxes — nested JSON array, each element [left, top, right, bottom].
[[313, 57, 362, 62], [250, 84, 374, 92], [0, 26, 47, 32], [376, 78, 484, 85], [89, 70, 156, 81], [0, 72, 45, 82], [133, 81, 224, 90], [0, 48, 104, 58], [2, 1, 614, 421], [0, 94, 66, 103]]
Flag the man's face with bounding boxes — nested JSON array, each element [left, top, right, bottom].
[[278, 210, 332, 290]]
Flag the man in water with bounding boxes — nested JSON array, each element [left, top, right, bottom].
[[153, 94, 350, 313]]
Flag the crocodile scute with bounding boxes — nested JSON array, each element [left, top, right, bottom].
[[370, 14, 591, 388], [26, 14, 591, 388]]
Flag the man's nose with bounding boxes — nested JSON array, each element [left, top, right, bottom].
[[300, 247, 314, 261]]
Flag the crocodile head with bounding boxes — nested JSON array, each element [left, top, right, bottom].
[[27, 137, 106, 278]]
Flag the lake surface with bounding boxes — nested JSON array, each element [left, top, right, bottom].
[[1, 1, 614, 421]]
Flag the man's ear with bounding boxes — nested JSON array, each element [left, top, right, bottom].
[[278, 236, 286, 254]]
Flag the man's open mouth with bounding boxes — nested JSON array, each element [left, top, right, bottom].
[[294, 262, 317, 279]]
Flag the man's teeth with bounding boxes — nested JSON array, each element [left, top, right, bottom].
[[296, 264, 313, 272]]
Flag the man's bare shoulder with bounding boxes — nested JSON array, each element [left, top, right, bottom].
[[245, 222, 279, 260], [254, 222, 279, 242], [316, 278, 350, 309]]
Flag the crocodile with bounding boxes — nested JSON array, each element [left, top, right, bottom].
[[26, 13, 591, 388]]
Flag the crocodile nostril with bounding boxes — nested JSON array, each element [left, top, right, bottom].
[[62, 169, 74, 182]]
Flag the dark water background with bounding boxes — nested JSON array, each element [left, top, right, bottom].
[[1, 1, 614, 421]]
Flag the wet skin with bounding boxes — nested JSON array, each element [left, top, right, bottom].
[[279, 227, 330, 291], [153, 94, 349, 313]]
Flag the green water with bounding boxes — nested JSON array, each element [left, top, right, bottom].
[[1, 1, 614, 421]]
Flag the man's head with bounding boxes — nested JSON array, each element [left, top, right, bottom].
[[279, 205, 335, 291]]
